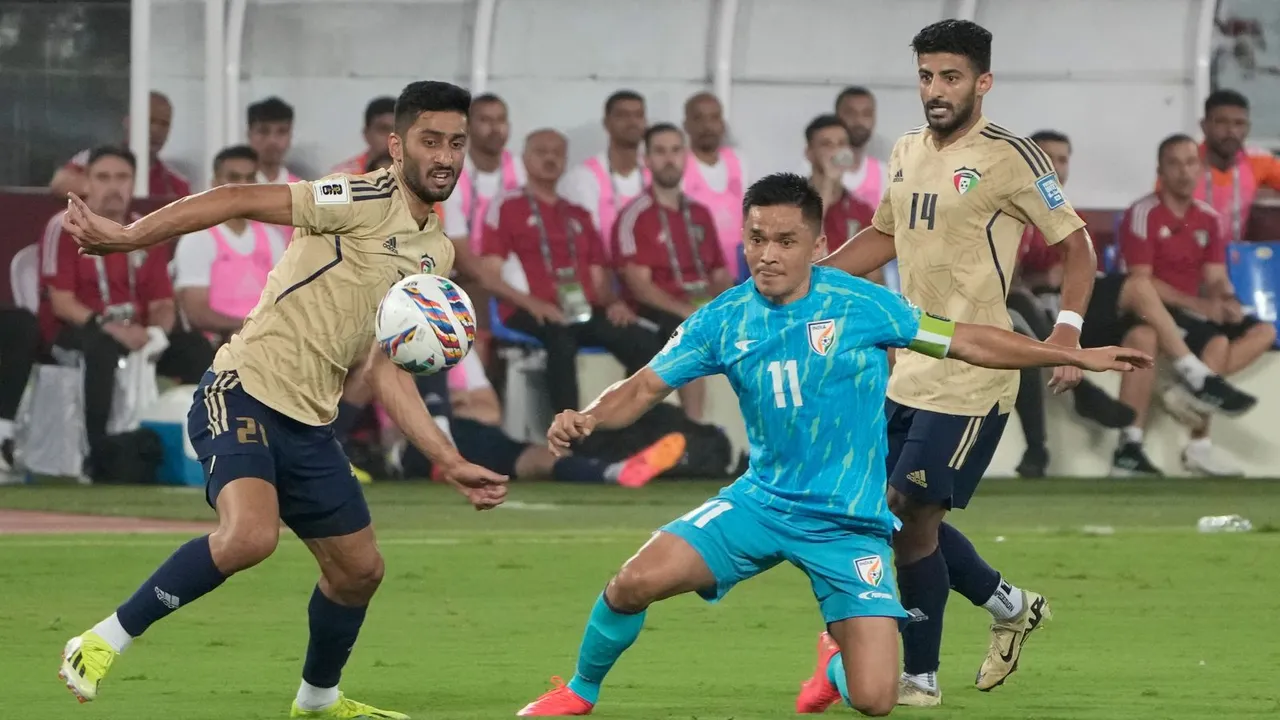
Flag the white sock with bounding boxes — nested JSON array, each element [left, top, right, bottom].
[[1174, 355, 1211, 390], [296, 680, 340, 711], [903, 671, 938, 693], [982, 578, 1025, 621], [1122, 426, 1144, 445], [91, 613, 134, 654]]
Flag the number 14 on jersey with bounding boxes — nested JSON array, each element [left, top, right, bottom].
[[767, 360, 804, 408]]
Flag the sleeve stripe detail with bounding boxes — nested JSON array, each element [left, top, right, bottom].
[[616, 194, 652, 256], [980, 128, 1049, 177], [41, 210, 68, 276], [1128, 194, 1160, 239]]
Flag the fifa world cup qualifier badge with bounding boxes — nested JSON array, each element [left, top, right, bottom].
[[952, 167, 981, 194]]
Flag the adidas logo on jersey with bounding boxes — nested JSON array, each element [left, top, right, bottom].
[[383, 236, 398, 254], [907, 469, 927, 487], [893, 169, 904, 183]]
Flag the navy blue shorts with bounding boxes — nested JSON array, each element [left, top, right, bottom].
[[884, 399, 1008, 510], [186, 370, 371, 539]]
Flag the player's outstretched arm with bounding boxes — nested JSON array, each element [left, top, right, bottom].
[[367, 349, 508, 509], [63, 184, 293, 256], [817, 225, 897, 278], [948, 322, 1153, 378], [547, 368, 673, 456]]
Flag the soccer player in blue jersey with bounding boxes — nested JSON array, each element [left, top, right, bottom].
[[515, 173, 1149, 717]]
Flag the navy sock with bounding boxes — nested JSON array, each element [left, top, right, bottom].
[[332, 400, 365, 441], [115, 535, 227, 637], [302, 585, 368, 689], [897, 547, 949, 675], [938, 522, 1001, 606], [551, 456, 611, 484]]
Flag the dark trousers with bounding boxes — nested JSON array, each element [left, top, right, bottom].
[[0, 308, 40, 422], [52, 324, 215, 449], [506, 308, 663, 412], [1006, 289, 1052, 451]]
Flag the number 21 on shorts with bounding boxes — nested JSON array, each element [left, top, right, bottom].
[[767, 359, 803, 408]]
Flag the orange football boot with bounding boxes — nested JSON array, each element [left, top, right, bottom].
[[796, 631, 843, 713], [516, 676, 595, 717], [616, 432, 686, 488]]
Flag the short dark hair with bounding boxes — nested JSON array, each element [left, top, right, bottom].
[[834, 86, 873, 110], [213, 144, 258, 172], [742, 172, 824, 235], [1030, 130, 1071, 149], [1157, 133, 1197, 164], [471, 93, 505, 109], [393, 81, 472, 134], [643, 123, 682, 148], [364, 96, 397, 128], [804, 114, 851, 145], [246, 96, 293, 126], [605, 90, 645, 115], [364, 152, 393, 173], [911, 19, 993, 74], [1205, 89, 1249, 116], [87, 145, 136, 171]]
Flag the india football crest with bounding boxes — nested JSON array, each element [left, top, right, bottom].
[[807, 319, 836, 356], [952, 167, 981, 194], [855, 555, 884, 586]]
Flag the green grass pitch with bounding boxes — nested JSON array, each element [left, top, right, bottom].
[[2, 478, 1279, 719]]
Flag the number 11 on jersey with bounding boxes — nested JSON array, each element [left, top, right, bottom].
[[767, 359, 804, 408]]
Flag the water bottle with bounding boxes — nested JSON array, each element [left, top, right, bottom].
[[1196, 515, 1253, 533]]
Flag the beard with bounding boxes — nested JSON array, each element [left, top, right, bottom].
[[925, 97, 975, 135], [400, 156, 457, 204]]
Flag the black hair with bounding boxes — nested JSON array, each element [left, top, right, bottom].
[[1030, 129, 1071, 149], [364, 152, 393, 173], [393, 81, 472, 134], [213, 144, 258, 172], [246, 96, 294, 126], [643, 122, 682, 148], [804, 114, 852, 145], [86, 145, 137, 171], [1157, 133, 1197, 164], [1204, 89, 1249, 116], [364, 96, 397, 128], [742, 172, 824, 235], [834, 86, 873, 109], [471, 93, 506, 109], [911, 19, 993, 74], [605, 90, 645, 115]]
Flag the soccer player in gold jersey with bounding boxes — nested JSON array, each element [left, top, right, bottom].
[[55, 81, 507, 719], [820, 21, 1095, 706]]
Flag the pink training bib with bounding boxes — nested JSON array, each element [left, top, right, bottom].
[[208, 222, 276, 319], [457, 151, 522, 251], [682, 147, 744, 268], [585, 156, 651, 254]]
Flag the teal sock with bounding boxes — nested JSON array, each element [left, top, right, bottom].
[[566, 592, 646, 704], [826, 652, 851, 707]]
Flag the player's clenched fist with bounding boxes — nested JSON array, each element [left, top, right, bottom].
[[548, 410, 598, 457]]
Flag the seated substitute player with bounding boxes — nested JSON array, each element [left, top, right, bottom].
[[55, 80, 508, 720], [515, 173, 1150, 718], [820, 20, 1103, 704]]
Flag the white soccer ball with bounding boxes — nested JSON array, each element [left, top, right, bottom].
[[376, 274, 477, 375]]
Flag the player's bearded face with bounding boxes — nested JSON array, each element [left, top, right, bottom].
[[646, 132, 685, 189], [1158, 141, 1203, 198], [1202, 106, 1249, 158], [394, 112, 467, 204], [917, 55, 986, 135]]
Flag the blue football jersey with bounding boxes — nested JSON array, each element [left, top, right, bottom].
[[649, 266, 951, 538]]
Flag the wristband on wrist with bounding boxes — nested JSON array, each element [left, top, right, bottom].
[[1056, 310, 1084, 331]]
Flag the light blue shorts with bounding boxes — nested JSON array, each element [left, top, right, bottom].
[[659, 485, 905, 624]]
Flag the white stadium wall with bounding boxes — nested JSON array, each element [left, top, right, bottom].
[[150, 0, 1207, 208]]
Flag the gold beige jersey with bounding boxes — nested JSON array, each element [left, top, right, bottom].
[[213, 167, 456, 425], [873, 117, 1085, 415]]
